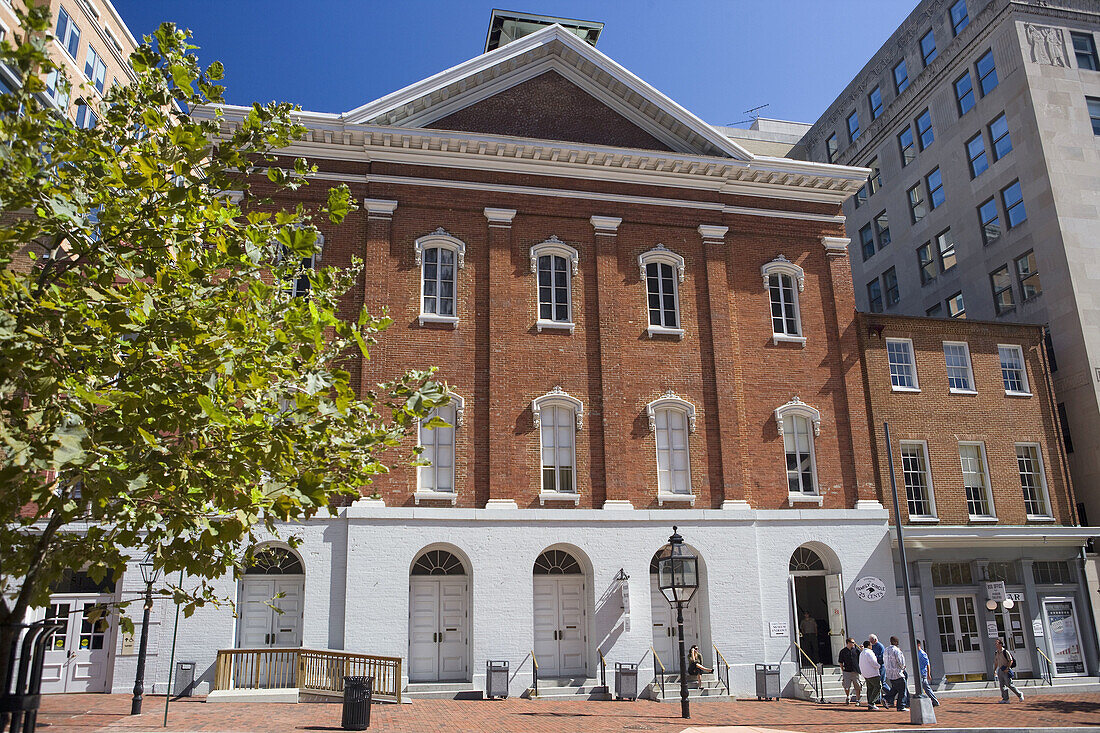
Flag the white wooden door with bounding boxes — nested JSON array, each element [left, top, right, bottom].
[[238, 576, 304, 648], [935, 595, 985, 677], [650, 576, 699, 672], [993, 603, 1031, 674], [39, 597, 113, 693], [825, 574, 846, 664], [532, 577, 587, 678], [408, 577, 469, 682], [270, 578, 303, 647]]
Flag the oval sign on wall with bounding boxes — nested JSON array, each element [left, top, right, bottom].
[[855, 576, 887, 602]]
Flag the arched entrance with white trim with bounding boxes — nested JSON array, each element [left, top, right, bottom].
[[650, 544, 711, 671], [532, 547, 590, 679], [408, 547, 471, 682], [788, 544, 846, 665], [236, 546, 305, 650]]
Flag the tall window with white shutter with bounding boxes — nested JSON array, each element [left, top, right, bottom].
[[654, 408, 691, 496], [540, 405, 575, 495]]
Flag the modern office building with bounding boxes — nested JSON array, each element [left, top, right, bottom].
[[799, 0, 1100, 524]]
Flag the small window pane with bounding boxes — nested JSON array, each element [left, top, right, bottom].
[[826, 133, 838, 163], [883, 267, 900, 306], [1017, 445, 1048, 516], [901, 442, 934, 517], [944, 342, 973, 390], [860, 224, 875, 261], [946, 292, 965, 319], [1072, 32, 1099, 71], [959, 443, 991, 517], [867, 279, 883, 313], [848, 111, 861, 142], [976, 49, 998, 96], [1088, 97, 1100, 136], [955, 72, 975, 116], [989, 113, 1012, 160], [916, 109, 934, 149], [937, 230, 957, 272], [999, 345, 1028, 394], [874, 211, 891, 248], [926, 167, 945, 209], [898, 127, 916, 166], [1002, 180, 1027, 228], [918, 242, 937, 284], [990, 265, 1015, 314], [950, 0, 969, 36], [1015, 250, 1042, 300], [921, 30, 938, 66], [887, 339, 917, 389], [894, 59, 910, 94], [908, 183, 927, 224], [869, 87, 884, 120], [966, 133, 988, 178], [979, 198, 1001, 244]]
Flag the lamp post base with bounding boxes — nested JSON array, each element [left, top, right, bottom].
[[910, 695, 937, 725]]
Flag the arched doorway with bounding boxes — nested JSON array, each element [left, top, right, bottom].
[[650, 547, 706, 670], [237, 546, 305, 650], [39, 569, 118, 694], [408, 548, 470, 682], [789, 545, 845, 665], [532, 549, 588, 678]]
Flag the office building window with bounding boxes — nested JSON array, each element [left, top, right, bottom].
[[937, 229, 957, 272], [869, 86, 884, 120], [959, 442, 994, 518], [944, 342, 975, 390], [976, 49, 998, 96], [84, 46, 106, 94], [955, 72, 975, 116], [916, 108, 934, 149], [883, 267, 900, 307], [946, 291, 966, 318], [860, 224, 875, 261], [966, 133, 988, 178], [855, 183, 868, 209], [887, 338, 919, 390], [918, 242, 937, 284], [899, 127, 916, 166], [848, 110, 861, 142], [1002, 180, 1027, 228], [1015, 250, 1042, 300], [989, 113, 1012, 160], [926, 303, 943, 317], [1072, 31, 1099, 70], [978, 198, 1001, 244], [908, 183, 928, 223], [1087, 97, 1100, 135], [990, 265, 1015, 314], [74, 103, 97, 129], [874, 211, 891, 248], [921, 29, 938, 66], [894, 59, 910, 94], [950, 0, 969, 36], [56, 6, 81, 59], [926, 167, 945, 209], [1017, 444, 1050, 518], [867, 279, 884, 313], [826, 133, 838, 163], [999, 344, 1030, 395], [901, 441, 935, 517], [1033, 561, 1073, 585], [1057, 403, 1074, 453], [868, 157, 883, 194]]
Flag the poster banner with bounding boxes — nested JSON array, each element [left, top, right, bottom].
[[1043, 599, 1085, 676]]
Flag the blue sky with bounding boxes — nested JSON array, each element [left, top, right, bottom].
[[111, 1, 915, 125]]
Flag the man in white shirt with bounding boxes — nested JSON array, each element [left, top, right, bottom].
[[858, 639, 883, 710], [882, 636, 910, 711]]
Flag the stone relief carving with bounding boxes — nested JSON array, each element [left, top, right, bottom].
[[1025, 24, 1069, 67]]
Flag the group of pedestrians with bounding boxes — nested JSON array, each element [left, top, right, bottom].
[[836, 634, 1025, 710], [837, 634, 940, 711]]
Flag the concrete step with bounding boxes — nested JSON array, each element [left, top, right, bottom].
[[404, 681, 483, 700], [524, 677, 611, 700], [647, 683, 731, 702]]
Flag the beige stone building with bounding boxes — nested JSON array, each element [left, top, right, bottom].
[[799, 0, 1100, 526], [1, 0, 139, 125]]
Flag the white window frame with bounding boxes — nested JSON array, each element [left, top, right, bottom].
[[415, 228, 465, 327], [83, 45, 106, 94], [1015, 442, 1053, 520], [998, 344, 1032, 397], [55, 6, 81, 61], [761, 255, 806, 345], [532, 387, 582, 505], [414, 392, 464, 505], [943, 341, 976, 394], [886, 338, 920, 392], [899, 440, 938, 520], [529, 236, 579, 333], [959, 441, 996, 520], [646, 391, 696, 505], [775, 397, 821, 505], [638, 245, 685, 339]]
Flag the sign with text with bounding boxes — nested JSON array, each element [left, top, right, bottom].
[[854, 576, 886, 602], [769, 621, 788, 637], [985, 581, 1006, 602]]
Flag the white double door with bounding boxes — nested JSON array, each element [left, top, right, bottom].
[[650, 577, 700, 671], [935, 595, 985, 677], [39, 595, 114, 694], [533, 576, 587, 678], [237, 576, 304, 648], [408, 577, 469, 682]]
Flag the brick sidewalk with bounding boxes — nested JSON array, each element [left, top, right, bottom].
[[35, 693, 1100, 733]]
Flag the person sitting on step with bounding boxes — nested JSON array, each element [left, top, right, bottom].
[[688, 645, 713, 687]]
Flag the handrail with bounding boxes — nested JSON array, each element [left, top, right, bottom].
[[1036, 647, 1054, 686], [713, 644, 730, 695], [792, 641, 823, 703], [530, 650, 539, 698], [214, 647, 402, 703], [597, 647, 607, 690], [650, 646, 666, 701]]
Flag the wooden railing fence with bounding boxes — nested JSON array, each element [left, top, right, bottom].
[[214, 648, 402, 703]]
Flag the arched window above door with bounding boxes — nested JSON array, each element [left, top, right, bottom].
[[244, 547, 303, 575], [789, 547, 825, 572], [533, 549, 582, 575], [411, 549, 467, 576]]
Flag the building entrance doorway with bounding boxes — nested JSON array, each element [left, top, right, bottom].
[[532, 550, 587, 679], [789, 546, 845, 666], [236, 548, 305, 651], [649, 550, 702, 671], [935, 595, 985, 680], [992, 602, 1032, 675], [39, 570, 117, 694], [408, 549, 470, 682]]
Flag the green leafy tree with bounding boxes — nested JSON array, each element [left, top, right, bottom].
[[0, 6, 446, 676]]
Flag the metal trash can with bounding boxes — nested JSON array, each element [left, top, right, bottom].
[[173, 661, 196, 697], [341, 675, 373, 730], [485, 660, 509, 699], [615, 662, 639, 700], [755, 663, 780, 701]]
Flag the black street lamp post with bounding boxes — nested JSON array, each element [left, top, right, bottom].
[[131, 552, 160, 715], [656, 526, 698, 720]]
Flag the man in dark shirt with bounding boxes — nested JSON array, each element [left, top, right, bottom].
[[837, 637, 863, 704]]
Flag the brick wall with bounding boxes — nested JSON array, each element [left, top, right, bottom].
[[857, 311, 1076, 525]]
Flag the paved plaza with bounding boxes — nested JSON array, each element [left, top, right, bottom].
[[35, 693, 1100, 733]]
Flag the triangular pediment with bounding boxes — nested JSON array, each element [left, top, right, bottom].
[[343, 24, 752, 160]]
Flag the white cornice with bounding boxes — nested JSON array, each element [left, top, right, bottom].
[[893, 525, 1095, 549], [363, 198, 398, 218], [590, 215, 622, 234], [697, 225, 729, 241], [484, 207, 517, 226]]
